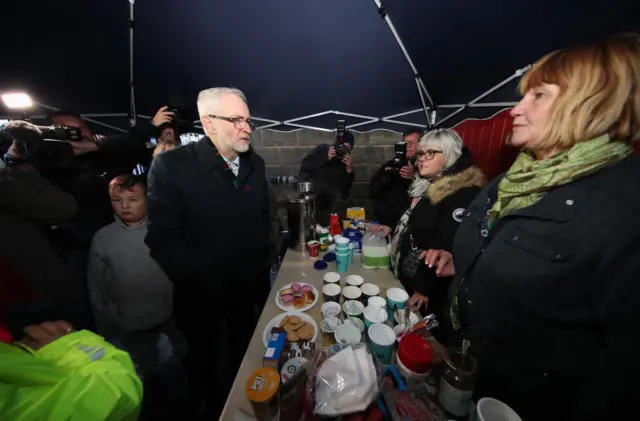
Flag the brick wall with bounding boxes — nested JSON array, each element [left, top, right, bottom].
[[252, 129, 401, 231]]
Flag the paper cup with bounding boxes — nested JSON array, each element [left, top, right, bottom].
[[342, 286, 362, 302], [321, 316, 341, 347], [322, 283, 341, 303], [344, 317, 365, 333], [363, 304, 388, 328], [323, 272, 340, 285], [386, 287, 409, 322], [335, 236, 350, 246], [345, 274, 364, 287], [321, 301, 342, 319], [361, 283, 380, 301], [394, 324, 406, 342], [476, 398, 523, 421], [343, 300, 365, 319], [368, 296, 387, 310], [368, 323, 396, 365], [334, 324, 362, 345], [336, 253, 349, 273]]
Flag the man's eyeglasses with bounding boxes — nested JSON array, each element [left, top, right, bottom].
[[416, 149, 443, 160], [206, 115, 257, 130]]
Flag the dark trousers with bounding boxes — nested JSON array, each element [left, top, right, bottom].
[[173, 275, 270, 419]]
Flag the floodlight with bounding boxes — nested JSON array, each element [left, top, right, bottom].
[[2, 92, 33, 109]]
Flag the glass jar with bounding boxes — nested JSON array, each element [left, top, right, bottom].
[[438, 346, 477, 418]]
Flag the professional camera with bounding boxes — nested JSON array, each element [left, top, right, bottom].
[[334, 119, 349, 159], [269, 175, 299, 185], [163, 95, 192, 135], [390, 141, 407, 169], [0, 121, 76, 169]]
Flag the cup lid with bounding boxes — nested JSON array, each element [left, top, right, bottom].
[[397, 334, 434, 374]]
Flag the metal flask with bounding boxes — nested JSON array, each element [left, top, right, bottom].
[[286, 182, 318, 252]]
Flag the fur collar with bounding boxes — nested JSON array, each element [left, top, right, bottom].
[[426, 166, 487, 204]]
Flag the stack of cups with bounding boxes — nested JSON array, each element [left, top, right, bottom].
[[334, 236, 350, 273]]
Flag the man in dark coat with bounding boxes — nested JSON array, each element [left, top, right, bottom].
[[145, 87, 270, 418], [369, 129, 422, 229], [299, 131, 355, 225]]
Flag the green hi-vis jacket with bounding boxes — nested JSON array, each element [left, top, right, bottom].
[[0, 330, 143, 420]]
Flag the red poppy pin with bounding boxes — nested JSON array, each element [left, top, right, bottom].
[[245, 185, 251, 191]]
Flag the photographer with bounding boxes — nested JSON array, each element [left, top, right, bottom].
[[0, 121, 89, 333], [369, 129, 422, 229], [299, 128, 355, 225]]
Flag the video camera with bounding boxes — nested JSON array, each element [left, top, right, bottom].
[[0, 121, 77, 169], [334, 119, 349, 159], [390, 141, 408, 170]]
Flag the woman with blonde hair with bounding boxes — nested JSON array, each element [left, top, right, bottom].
[[425, 34, 640, 419]]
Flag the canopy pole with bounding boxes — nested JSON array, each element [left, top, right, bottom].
[[373, 0, 434, 126], [128, 0, 137, 127], [434, 65, 531, 128]]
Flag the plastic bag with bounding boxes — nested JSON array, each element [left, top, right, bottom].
[[304, 343, 385, 417]]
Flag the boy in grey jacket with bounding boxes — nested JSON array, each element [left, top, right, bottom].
[[87, 174, 188, 416]]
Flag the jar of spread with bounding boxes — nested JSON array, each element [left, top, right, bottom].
[[246, 367, 280, 421], [438, 346, 477, 419]]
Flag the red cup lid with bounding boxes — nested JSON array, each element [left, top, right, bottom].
[[398, 334, 433, 374]]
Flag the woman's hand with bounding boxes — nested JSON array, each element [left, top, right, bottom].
[[419, 249, 455, 277], [17, 321, 76, 351], [368, 224, 392, 238], [408, 292, 428, 312]]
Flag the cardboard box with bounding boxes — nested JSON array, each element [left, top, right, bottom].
[[263, 331, 286, 369]]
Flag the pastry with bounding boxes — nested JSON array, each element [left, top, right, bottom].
[[288, 316, 302, 325], [279, 316, 290, 328], [287, 331, 299, 342]]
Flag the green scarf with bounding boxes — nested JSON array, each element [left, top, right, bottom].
[[492, 134, 633, 219]]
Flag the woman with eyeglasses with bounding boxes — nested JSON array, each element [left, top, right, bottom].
[[369, 129, 486, 339], [424, 34, 640, 419]]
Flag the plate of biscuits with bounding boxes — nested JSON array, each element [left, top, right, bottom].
[[262, 311, 319, 348], [276, 282, 318, 312]]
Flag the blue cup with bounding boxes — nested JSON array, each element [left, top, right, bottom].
[[336, 253, 349, 273], [367, 323, 396, 365]]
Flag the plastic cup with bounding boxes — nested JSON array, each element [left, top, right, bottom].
[[307, 240, 319, 257]]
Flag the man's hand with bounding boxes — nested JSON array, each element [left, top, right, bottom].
[[152, 106, 174, 127], [68, 141, 99, 156], [342, 154, 353, 173], [328, 146, 337, 161], [17, 321, 76, 351], [399, 165, 414, 179], [419, 249, 455, 277], [409, 292, 428, 312]]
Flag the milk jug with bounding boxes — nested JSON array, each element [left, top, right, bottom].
[[361, 233, 390, 269]]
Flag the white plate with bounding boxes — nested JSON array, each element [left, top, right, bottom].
[[275, 282, 319, 312], [262, 311, 319, 348]]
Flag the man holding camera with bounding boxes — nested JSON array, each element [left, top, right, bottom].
[[299, 126, 355, 226], [369, 129, 423, 229]]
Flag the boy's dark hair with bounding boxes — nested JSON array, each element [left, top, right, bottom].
[[108, 174, 147, 194], [402, 128, 424, 138]]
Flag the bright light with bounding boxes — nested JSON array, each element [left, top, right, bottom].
[[1, 93, 33, 109]]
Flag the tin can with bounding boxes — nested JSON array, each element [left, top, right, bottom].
[[246, 367, 280, 421]]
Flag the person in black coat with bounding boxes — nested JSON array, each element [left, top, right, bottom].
[[424, 34, 640, 420], [145, 87, 270, 419], [369, 128, 422, 229], [299, 132, 355, 225], [369, 129, 486, 340]]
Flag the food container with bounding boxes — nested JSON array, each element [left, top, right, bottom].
[[396, 334, 434, 390], [246, 367, 280, 421], [362, 233, 390, 269]]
